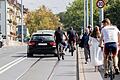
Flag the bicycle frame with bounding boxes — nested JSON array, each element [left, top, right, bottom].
[[69, 41, 74, 56], [57, 43, 64, 61]]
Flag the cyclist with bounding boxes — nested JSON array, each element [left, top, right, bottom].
[[67, 27, 78, 51], [99, 18, 120, 78], [54, 27, 67, 54]]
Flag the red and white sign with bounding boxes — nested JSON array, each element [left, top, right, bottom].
[[96, 0, 105, 8]]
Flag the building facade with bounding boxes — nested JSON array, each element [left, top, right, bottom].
[[0, 0, 28, 45], [0, 0, 6, 36]]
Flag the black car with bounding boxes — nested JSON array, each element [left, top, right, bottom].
[[27, 33, 57, 57]]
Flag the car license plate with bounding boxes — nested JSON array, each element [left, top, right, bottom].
[[38, 43, 47, 45]]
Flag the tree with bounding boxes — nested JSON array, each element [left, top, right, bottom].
[[25, 5, 61, 35], [105, 0, 120, 29], [57, 0, 84, 34], [58, 0, 99, 34]]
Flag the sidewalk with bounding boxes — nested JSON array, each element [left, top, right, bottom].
[[48, 49, 77, 80], [3, 41, 26, 47], [78, 48, 103, 80]]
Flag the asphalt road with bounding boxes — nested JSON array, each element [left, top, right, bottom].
[[0, 45, 77, 80]]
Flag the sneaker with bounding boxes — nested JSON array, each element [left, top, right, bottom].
[[74, 47, 76, 50], [115, 68, 119, 75], [85, 61, 88, 64], [65, 48, 67, 51], [104, 73, 108, 78], [62, 50, 66, 55]]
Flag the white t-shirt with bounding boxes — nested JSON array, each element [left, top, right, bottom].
[[101, 25, 119, 43]]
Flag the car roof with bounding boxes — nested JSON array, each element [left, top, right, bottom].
[[32, 30, 55, 36], [32, 34, 53, 36]]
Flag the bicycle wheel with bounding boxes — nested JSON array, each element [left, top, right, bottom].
[[60, 44, 64, 60], [57, 44, 61, 61], [108, 53, 114, 80], [109, 62, 115, 80], [71, 42, 74, 56]]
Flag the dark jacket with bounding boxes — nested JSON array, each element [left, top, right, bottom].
[[81, 33, 89, 48]]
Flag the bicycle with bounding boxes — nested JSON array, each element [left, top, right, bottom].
[[108, 48, 115, 80], [57, 43, 64, 61], [69, 41, 74, 56]]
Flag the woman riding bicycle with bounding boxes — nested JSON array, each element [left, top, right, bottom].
[[99, 18, 120, 78]]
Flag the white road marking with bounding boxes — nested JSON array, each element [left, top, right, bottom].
[[0, 57, 26, 74]]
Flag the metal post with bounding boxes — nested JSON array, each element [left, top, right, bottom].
[[5, 0, 8, 45], [90, 0, 93, 28], [21, 0, 24, 43], [86, 0, 89, 27], [84, 0, 86, 33], [99, 8, 104, 27]]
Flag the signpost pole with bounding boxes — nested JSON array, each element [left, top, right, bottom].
[[96, 0, 105, 27], [99, 8, 104, 26]]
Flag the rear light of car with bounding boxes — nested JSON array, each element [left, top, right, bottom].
[[49, 42, 56, 46], [28, 41, 36, 46]]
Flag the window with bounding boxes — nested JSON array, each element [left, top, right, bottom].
[[31, 34, 54, 41]]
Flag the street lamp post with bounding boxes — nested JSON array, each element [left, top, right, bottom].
[[84, 0, 89, 33], [86, 0, 89, 28], [21, 0, 24, 43], [84, 0, 86, 33], [90, 0, 93, 28]]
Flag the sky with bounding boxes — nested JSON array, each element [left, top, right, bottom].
[[18, 0, 74, 14]]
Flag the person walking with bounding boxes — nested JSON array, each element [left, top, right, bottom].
[[99, 18, 120, 78], [81, 28, 90, 64], [89, 26, 103, 72]]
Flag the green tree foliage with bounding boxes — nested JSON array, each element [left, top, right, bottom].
[[25, 5, 61, 35], [58, 0, 120, 33], [105, 0, 120, 29], [58, 0, 84, 34], [58, 0, 99, 34]]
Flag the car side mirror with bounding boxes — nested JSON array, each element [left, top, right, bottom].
[[26, 38, 30, 42], [24, 37, 30, 42]]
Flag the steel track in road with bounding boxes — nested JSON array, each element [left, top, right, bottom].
[[47, 60, 59, 80], [16, 57, 59, 80], [16, 58, 41, 80]]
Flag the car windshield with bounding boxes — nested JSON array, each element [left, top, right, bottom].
[[31, 34, 54, 41]]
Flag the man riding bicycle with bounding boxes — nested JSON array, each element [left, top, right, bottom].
[[99, 18, 120, 78], [54, 27, 67, 54], [67, 27, 78, 51]]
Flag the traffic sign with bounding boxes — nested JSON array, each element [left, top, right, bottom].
[[96, 0, 105, 8]]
